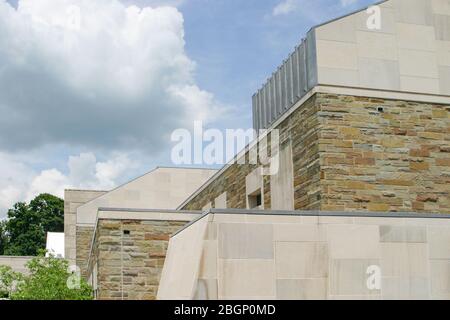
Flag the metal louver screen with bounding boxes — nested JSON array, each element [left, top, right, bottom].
[[252, 36, 314, 131]]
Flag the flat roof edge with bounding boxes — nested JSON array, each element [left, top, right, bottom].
[[171, 209, 450, 238], [97, 207, 201, 214]]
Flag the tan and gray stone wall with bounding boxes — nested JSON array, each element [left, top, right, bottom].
[[318, 94, 449, 213], [182, 92, 450, 214], [76, 226, 96, 279], [183, 95, 321, 211], [88, 218, 188, 300]]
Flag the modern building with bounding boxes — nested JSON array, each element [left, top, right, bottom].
[[45, 232, 65, 258], [65, 0, 449, 300], [64, 167, 216, 298]]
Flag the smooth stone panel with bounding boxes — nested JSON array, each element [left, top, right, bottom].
[[218, 259, 276, 299], [330, 259, 381, 296], [382, 276, 430, 300], [429, 260, 450, 300], [431, 0, 450, 14], [396, 23, 436, 51], [356, 31, 398, 60], [436, 41, 450, 66], [270, 142, 295, 210], [317, 67, 360, 87], [214, 192, 227, 209], [276, 279, 327, 300], [398, 49, 439, 78], [194, 279, 218, 300], [246, 167, 263, 196], [205, 222, 218, 241], [319, 216, 354, 224], [199, 240, 218, 279], [316, 15, 357, 42], [434, 14, 450, 41], [327, 224, 380, 259], [245, 214, 302, 224], [380, 243, 429, 278], [439, 65, 450, 95], [353, 217, 406, 226], [400, 76, 440, 94], [275, 242, 329, 278], [394, 0, 434, 26], [428, 226, 450, 259], [355, 7, 396, 34], [328, 295, 382, 300], [218, 223, 274, 259], [359, 58, 400, 90], [316, 40, 358, 70], [379, 225, 427, 243], [274, 224, 326, 242], [213, 214, 247, 223]]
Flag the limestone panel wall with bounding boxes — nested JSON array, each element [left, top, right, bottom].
[[158, 211, 450, 300], [318, 94, 450, 213], [76, 168, 216, 225], [314, 0, 450, 96], [88, 218, 190, 300]]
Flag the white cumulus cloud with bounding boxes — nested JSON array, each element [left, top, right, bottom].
[[0, 0, 230, 218], [0, 0, 224, 152], [0, 151, 139, 218], [272, 0, 298, 16]]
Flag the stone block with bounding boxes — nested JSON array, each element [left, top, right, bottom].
[[275, 242, 328, 278], [330, 259, 381, 296], [218, 223, 274, 259]]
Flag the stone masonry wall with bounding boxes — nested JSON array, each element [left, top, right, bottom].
[[182, 92, 450, 214], [317, 94, 450, 213], [89, 219, 187, 300], [183, 95, 321, 211], [76, 226, 95, 279]]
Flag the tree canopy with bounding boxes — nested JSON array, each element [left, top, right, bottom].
[[0, 220, 7, 255], [0, 194, 64, 256]]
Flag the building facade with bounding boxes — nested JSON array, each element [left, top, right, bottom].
[[65, 0, 449, 300], [158, 210, 450, 300]]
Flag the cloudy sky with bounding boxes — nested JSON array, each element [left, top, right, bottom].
[[0, 0, 373, 218]]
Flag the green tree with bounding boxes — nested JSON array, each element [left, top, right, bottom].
[[10, 254, 93, 300], [0, 220, 7, 255], [3, 194, 64, 256], [29, 194, 64, 233], [0, 265, 23, 299]]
